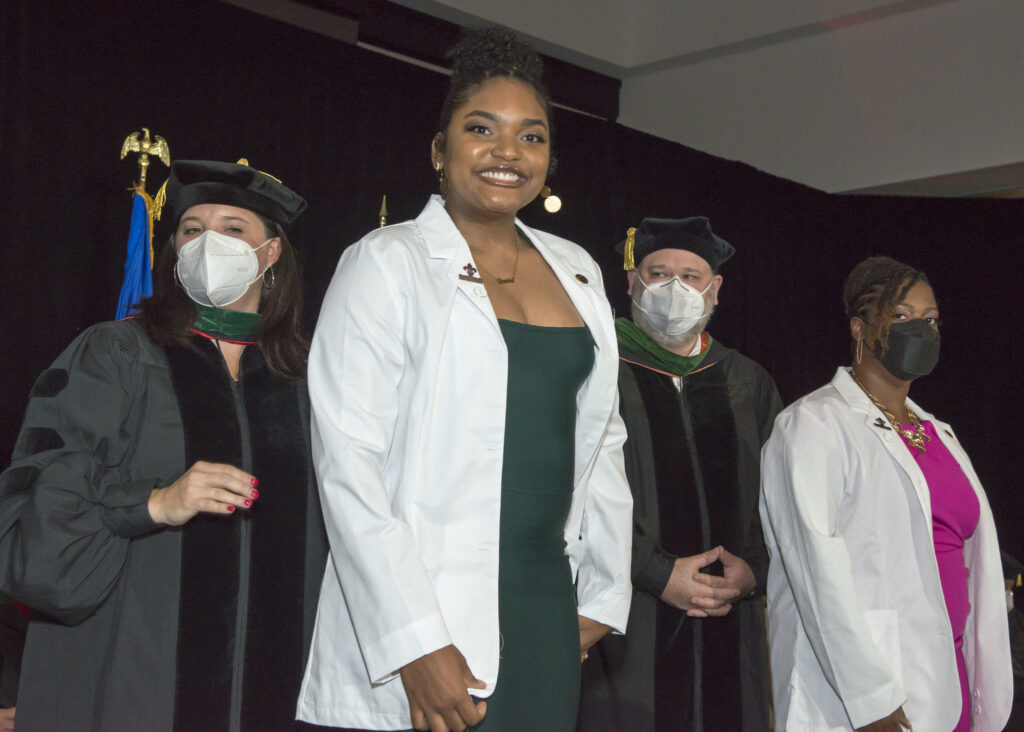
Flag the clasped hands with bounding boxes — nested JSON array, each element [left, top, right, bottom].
[[659, 545, 755, 617]]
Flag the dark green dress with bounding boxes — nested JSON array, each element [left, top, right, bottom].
[[474, 320, 595, 731]]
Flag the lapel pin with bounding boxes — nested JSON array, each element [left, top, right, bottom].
[[575, 273, 589, 284], [873, 417, 892, 431], [459, 262, 483, 283]]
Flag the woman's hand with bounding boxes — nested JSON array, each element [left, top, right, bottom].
[[148, 461, 259, 526], [400, 644, 486, 732], [856, 706, 912, 731], [578, 615, 612, 661], [0, 706, 14, 732]]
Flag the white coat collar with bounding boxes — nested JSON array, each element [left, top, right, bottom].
[[416, 195, 470, 261], [412, 195, 604, 348], [412, 196, 616, 484], [830, 366, 942, 435], [830, 366, 935, 520]]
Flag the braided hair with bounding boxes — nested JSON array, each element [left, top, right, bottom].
[[843, 256, 930, 354], [436, 27, 555, 167]]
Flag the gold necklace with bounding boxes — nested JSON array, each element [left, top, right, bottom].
[[472, 229, 520, 285], [849, 368, 931, 453]]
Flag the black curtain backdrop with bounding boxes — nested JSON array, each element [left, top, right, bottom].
[[3, 1, 1022, 560]]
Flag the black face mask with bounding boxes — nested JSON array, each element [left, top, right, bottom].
[[874, 318, 940, 381]]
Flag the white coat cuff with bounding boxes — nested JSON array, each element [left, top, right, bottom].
[[845, 684, 907, 730], [578, 585, 632, 635], [365, 612, 453, 685]]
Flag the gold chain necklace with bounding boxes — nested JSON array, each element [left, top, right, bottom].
[[849, 368, 931, 453], [472, 229, 521, 285]]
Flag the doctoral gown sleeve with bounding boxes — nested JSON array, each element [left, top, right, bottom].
[[0, 323, 161, 625]]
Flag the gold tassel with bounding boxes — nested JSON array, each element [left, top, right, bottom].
[[623, 226, 637, 271], [237, 157, 283, 183], [151, 178, 169, 222], [135, 187, 155, 268]]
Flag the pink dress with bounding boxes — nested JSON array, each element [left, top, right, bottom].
[[899, 419, 979, 732]]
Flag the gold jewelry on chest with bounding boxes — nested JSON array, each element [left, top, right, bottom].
[[849, 368, 931, 453], [470, 229, 521, 285]]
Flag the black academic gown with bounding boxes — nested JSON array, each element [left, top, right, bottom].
[[0, 320, 328, 731], [578, 336, 782, 732]]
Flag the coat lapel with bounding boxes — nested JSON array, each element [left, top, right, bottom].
[[415, 195, 500, 328], [520, 223, 617, 483], [413, 198, 616, 483], [518, 225, 609, 351], [831, 368, 934, 524]]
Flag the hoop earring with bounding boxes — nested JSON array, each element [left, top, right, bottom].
[[540, 185, 561, 213], [434, 162, 449, 196], [856, 335, 864, 364], [263, 267, 276, 291]]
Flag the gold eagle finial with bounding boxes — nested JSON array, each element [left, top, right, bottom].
[[120, 127, 170, 192]]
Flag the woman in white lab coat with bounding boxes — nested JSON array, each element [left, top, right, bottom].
[[297, 29, 632, 732], [760, 256, 1012, 731]]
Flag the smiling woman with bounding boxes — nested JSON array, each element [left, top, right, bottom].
[[432, 78, 550, 223], [297, 27, 634, 732]]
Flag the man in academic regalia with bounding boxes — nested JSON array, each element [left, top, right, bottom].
[[578, 217, 782, 732]]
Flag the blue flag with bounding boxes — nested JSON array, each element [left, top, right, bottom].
[[115, 189, 154, 320]]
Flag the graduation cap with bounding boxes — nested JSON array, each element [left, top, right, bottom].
[[616, 216, 735, 273], [164, 159, 307, 227]]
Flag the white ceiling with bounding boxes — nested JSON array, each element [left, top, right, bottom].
[[394, 0, 937, 73], [389, 0, 1024, 196]]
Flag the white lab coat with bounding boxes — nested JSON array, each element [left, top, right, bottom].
[[760, 367, 1012, 731], [297, 196, 633, 729]]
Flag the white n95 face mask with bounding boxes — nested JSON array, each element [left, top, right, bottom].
[[175, 230, 271, 308], [634, 276, 713, 335]]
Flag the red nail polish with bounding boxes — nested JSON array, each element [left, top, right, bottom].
[[250, 477, 259, 488], [226, 505, 236, 513], [244, 499, 253, 507], [250, 489, 259, 499]]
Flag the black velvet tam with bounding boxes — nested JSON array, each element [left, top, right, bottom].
[[616, 216, 735, 273], [167, 160, 307, 227]]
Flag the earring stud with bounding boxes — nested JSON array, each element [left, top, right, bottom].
[[540, 185, 561, 213]]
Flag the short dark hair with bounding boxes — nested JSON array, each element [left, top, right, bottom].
[[843, 256, 930, 353], [134, 215, 308, 380], [436, 27, 555, 170]]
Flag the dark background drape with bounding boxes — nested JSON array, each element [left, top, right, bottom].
[[3, 0, 1022, 562]]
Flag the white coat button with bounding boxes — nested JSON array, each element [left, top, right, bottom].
[[974, 689, 981, 699], [473, 286, 487, 297]]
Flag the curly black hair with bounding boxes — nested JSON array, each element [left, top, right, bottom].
[[843, 256, 931, 353], [436, 27, 554, 157]]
